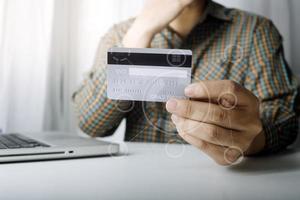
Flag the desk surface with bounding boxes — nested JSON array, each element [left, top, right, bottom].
[[0, 142, 299, 200]]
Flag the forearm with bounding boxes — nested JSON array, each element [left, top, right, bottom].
[[244, 18, 300, 154], [122, 19, 155, 48], [122, 0, 200, 48]]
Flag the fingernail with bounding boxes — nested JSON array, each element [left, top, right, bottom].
[[166, 99, 178, 112], [185, 84, 195, 96], [227, 149, 240, 162], [220, 98, 232, 108], [171, 115, 179, 124]]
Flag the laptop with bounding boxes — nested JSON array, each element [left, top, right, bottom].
[[0, 132, 119, 163]]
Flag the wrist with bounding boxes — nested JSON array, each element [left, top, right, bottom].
[[245, 130, 266, 156], [122, 19, 156, 48]]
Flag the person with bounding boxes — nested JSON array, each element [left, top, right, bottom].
[[73, 0, 299, 165]]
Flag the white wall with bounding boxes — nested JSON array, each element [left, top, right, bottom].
[[290, 0, 300, 76]]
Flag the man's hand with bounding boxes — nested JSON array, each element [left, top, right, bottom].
[[123, 0, 195, 48], [166, 80, 266, 165]]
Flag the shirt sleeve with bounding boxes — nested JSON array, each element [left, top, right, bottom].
[[245, 18, 299, 153], [72, 25, 131, 137]]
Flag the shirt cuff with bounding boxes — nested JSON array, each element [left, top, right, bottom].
[[261, 116, 299, 153]]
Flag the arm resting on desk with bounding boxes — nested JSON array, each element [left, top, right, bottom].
[[72, 26, 131, 137]]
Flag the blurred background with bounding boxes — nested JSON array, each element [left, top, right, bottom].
[[0, 0, 299, 143]]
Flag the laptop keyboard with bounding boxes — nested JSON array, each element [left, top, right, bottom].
[[0, 134, 50, 149]]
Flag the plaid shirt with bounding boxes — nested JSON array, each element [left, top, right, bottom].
[[73, 1, 299, 153]]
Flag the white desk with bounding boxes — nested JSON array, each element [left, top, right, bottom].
[[0, 142, 299, 200]]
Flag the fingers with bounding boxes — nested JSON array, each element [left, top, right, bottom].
[[171, 115, 244, 147], [184, 80, 257, 106], [169, 80, 260, 165], [171, 114, 247, 165], [166, 98, 246, 130], [182, 134, 242, 166]]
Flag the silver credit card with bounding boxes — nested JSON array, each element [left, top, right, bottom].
[[107, 48, 192, 102]]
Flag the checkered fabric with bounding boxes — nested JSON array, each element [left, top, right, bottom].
[[73, 1, 299, 153]]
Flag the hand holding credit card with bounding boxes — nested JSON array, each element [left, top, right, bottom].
[[107, 48, 192, 102]]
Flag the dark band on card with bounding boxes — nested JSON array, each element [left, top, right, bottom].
[[108, 52, 192, 68]]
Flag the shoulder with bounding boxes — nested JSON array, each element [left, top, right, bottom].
[[208, 1, 281, 40], [216, 4, 283, 48], [227, 7, 280, 35]]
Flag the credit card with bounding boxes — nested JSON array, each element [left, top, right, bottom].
[[107, 48, 192, 102]]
